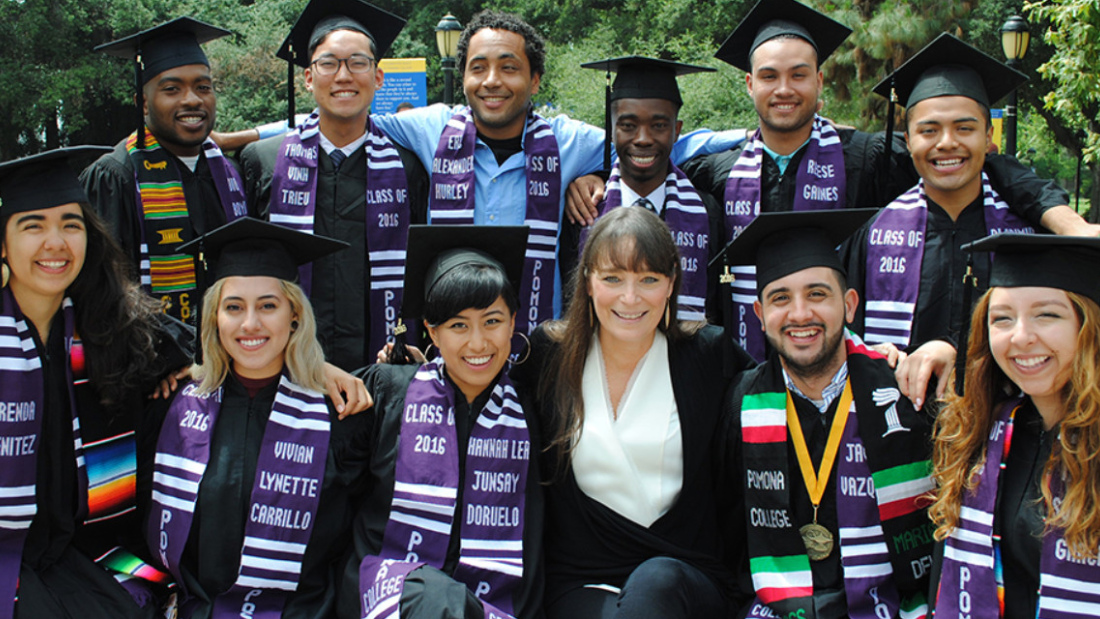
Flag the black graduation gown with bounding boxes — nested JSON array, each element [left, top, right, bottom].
[[842, 194, 1051, 351], [927, 399, 1050, 619], [514, 325, 754, 609], [16, 315, 157, 619], [239, 134, 429, 371], [335, 364, 545, 619], [79, 141, 252, 322], [137, 375, 372, 619]]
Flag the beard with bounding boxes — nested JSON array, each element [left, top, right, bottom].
[[772, 324, 846, 383]]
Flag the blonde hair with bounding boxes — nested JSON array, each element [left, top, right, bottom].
[[191, 278, 326, 394], [930, 289, 1100, 558]]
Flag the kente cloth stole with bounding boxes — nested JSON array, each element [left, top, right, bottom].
[[269, 110, 411, 355], [739, 332, 932, 619], [937, 398, 1100, 619], [126, 131, 247, 322], [595, 162, 710, 321], [148, 375, 330, 618], [430, 107, 561, 336], [723, 116, 847, 361], [358, 360, 530, 619], [863, 173, 1034, 348]]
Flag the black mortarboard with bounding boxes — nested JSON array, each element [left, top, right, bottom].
[[962, 234, 1100, 307], [711, 209, 877, 293], [277, 0, 406, 125], [178, 217, 348, 283], [872, 33, 1028, 109], [581, 56, 714, 169], [401, 225, 529, 320], [714, 0, 852, 73], [0, 146, 112, 216], [96, 18, 231, 150]]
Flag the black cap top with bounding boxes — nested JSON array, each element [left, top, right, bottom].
[[963, 233, 1100, 307], [872, 33, 1028, 109], [714, 0, 852, 72], [178, 217, 348, 283], [401, 225, 529, 319], [95, 17, 231, 83], [277, 0, 406, 68], [581, 56, 715, 107], [712, 209, 877, 294], [0, 146, 112, 216]]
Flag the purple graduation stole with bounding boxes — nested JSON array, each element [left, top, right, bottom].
[[430, 107, 561, 335], [596, 162, 709, 321], [723, 116, 847, 361], [0, 292, 86, 618], [147, 375, 330, 618], [127, 131, 247, 322], [268, 110, 411, 355], [358, 360, 529, 619], [863, 174, 1034, 348]]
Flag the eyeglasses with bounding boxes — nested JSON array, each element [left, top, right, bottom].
[[310, 54, 376, 76]]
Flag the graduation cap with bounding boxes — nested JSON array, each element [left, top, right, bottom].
[[276, 0, 407, 126], [401, 225, 529, 320], [872, 33, 1028, 110], [177, 217, 348, 283], [963, 234, 1100, 307], [96, 18, 232, 150], [714, 0, 852, 73], [0, 146, 112, 216], [581, 56, 715, 170], [711, 208, 877, 294]]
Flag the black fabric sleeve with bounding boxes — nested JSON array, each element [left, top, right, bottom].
[[983, 154, 1070, 228]]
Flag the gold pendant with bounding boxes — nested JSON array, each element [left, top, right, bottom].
[[799, 523, 834, 561]]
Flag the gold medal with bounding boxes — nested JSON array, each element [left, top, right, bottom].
[[800, 523, 834, 561]]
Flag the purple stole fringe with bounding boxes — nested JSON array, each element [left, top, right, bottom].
[[148, 376, 330, 618], [268, 110, 411, 355], [723, 116, 847, 361], [0, 291, 85, 618], [430, 107, 561, 336], [863, 174, 1034, 348], [597, 162, 709, 321], [938, 398, 1100, 619], [358, 360, 529, 619]]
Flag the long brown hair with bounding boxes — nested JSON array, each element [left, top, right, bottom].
[[541, 207, 700, 464], [930, 288, 1100, 558]]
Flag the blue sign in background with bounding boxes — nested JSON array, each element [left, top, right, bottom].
[[372, 58, 428, 113]]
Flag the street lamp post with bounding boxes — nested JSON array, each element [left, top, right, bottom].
[[435, 14, 462, 105], [1002, 14, 1030, 157]]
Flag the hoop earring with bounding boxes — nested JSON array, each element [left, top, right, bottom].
[[663, 300, 671, 330], [423, 343, 436, 360], [290, 319, 299, 332], [512, 332, 531, 365], [588, 300, 595, 326]]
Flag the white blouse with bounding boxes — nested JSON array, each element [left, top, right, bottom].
[[572, 332, 683, 527]]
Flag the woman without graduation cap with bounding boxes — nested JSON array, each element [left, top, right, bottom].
[[137, 217, 380, 618], [0, 147, 190, 618], [928, 234, 1100, 618], [336, 225, 546, 619]]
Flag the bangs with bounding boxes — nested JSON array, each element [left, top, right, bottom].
[[424, 263, 518, 326]]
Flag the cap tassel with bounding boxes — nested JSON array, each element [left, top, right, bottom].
[[953, 256, 979, 396], [135, 54, 146, 150], [287, 55, 296, 128], [602, 69, 612, 172], [192, 240, 208, 365], [879, 79, 896, 198]]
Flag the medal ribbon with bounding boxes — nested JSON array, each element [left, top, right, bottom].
[[786, 379, 852, 523]]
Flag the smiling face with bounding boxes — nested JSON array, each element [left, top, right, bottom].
[[3, 202, 87, 311], [216, 276, 296, 380], [754, 266, 857, 381], [426, 295, 515, 403], [747, 37, 822, 143], [143, 63, 216, 157], [613, 98, 682, 196], [462, 28, 541, 140], [906, 95, 991, 211], [988, 286, 1079, 418], [305, 29, 383, 133], [587, 245, 675, 350]]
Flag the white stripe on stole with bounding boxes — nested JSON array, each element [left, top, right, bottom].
[[751, 569, 813, 589], [742, 408, 785, 428], [235, 575, 299, 591], [948, 526, 992, 547], [866, 301, 917, 313], [0, 333, 36, 353], [899, 603, 928, 619], [864, 333, 909, 346], [460, 557, 524, 578], [840, 541, 890, 558], [943, 545, 994, 569], [1041, 574, 1100, 597], [430, 210, 475, 221], [0, 485, 35, 498], [680, 294, 706, 307], [960, 505, 995, 526], [865, 318, 915, 331], [874, 477, 934, 504], [393, 481, 458, 499], [155, 452, 207, 475], [844, 564, 894, 579], [153, 470, 200, 494], [270, 213, 314, 226], [239, 554, 303, 576], [0, 504, 37, 517], [365, 598, 401, 619], [370, 159, 405, 170], [840, 525, 884, 539], [369, 267, 405, 277], [0, 357, 41, 371], [243, 536, 308, 554], [391, 498, 455, 517], [370, 281, 404, 290], [526, 219, 558, 231], [269, 410, 329, 432], [445, 117, 467, 132], [388, 511, 453, 535], [1039, 596, 1100, 616], [476, 412, 526, 431], [0, 519, 34, 530], [152, 490, 197, 513], [460, 539, 524, 552], [369, 250, 407, 261]]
